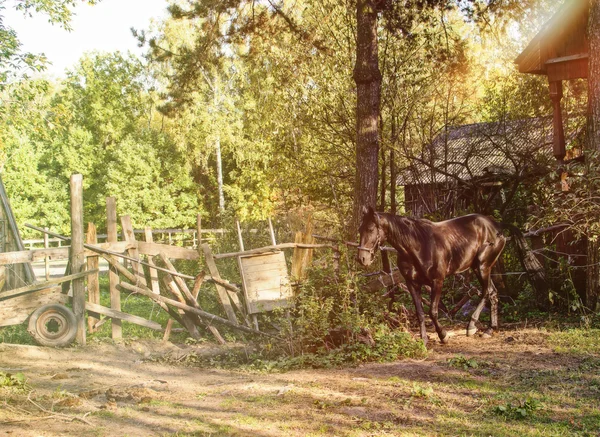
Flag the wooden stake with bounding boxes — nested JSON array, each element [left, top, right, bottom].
[[106, 196, 121, 339], [144, 227, 160, 294], [160, 274, 202, 340], [268, 218, 277, 245], [157, 252, 225, 344], [121, 215, 146, 286], [162, 319, 173, 342], [202, 243, 239, 325], [236, 219, 245, 251], [70, 174, 86, 345], [196, 214, 202, 250]]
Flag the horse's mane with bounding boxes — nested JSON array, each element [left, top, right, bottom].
[[382, 214, 433, 249]]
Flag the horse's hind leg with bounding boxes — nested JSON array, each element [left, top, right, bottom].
[[467, 293, 487, 336], [487, 279, 499, 335], [429, 279, 449, 344], [406, 281, 428, 346], [468, 265, 496, 337]]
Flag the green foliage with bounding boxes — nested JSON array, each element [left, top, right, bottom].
[[0, 0, 97, 87]]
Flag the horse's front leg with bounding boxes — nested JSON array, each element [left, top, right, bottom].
[[405, 281, 428, 345], [429, 279, 449, 344]]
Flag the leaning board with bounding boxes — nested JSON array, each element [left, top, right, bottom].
[[237, 251, 293, 315]]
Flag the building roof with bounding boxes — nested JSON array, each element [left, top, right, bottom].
[[515, 0, 588, 81], [398, 116, 583, 186]]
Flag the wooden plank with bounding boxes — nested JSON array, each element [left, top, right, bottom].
[[239, 255, 286, 268], [244, 274, 290, 290], [0, 242, 132, 265], [0, 287, 67, 327], [144, 228, 160, 294], [201, 243, 239, 325], [86, 223, 100, 332], [238, 252, 293, 315], [243, 263, 289, 275], [0, 248, 69, 266], [214, 243, 333, 260], [0, 270, 97, 300], [70, 174, 86, 345], [137, 241, 199, 260], [107, 196, 122, 339], [84, 302, 162, 331], [121, 215, 146, 287]]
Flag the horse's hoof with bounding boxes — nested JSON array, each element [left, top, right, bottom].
[[466, 328, 477, 337], [481, 332, 492, 339]]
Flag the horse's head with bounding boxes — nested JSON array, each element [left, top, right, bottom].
[[357, 205, 383, 267]]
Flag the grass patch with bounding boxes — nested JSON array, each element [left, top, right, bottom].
[[548, 329, 600, 355]]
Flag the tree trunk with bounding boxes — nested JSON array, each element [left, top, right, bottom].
[[589, 0, 600, 149], [353, 0, 381, 232], [586, 0, 600, 311]]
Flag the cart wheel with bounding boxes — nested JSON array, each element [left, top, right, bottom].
[[28, 304, 77, 347]]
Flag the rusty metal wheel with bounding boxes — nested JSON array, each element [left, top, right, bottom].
[[27, 303, 77, 347]]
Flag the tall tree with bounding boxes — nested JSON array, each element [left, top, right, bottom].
[[353, 0, 384, 230], [586, 0, 600, 310]]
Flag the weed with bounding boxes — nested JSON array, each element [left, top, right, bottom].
[[448, 354, 480, 370], [493, 397, 543, 420], [0, 371, 28, 392]]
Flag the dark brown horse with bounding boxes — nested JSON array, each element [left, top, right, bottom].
[[357, 206, 506, 345]]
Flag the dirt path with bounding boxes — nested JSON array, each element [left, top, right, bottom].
[[1, 328, 598, 436]]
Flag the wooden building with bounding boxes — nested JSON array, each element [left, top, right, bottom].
[[514, 0, 591, 301], [399, 116, 583, 218]]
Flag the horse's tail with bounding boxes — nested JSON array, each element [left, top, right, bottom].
[[500, 223, 550, 301]]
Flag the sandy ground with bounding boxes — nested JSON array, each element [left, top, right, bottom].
[[0, 327, 597, 437]]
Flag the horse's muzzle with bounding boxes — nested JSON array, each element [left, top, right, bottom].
[[357, 251, 375, 267]]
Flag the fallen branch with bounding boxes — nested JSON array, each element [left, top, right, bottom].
[[26, 393, 93, 426]]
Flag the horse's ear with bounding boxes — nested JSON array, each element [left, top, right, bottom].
[[374, 211, 381, 226], [362, 205, 375, 218]]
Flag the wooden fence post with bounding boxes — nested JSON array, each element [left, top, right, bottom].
[[70, 174, 86, 345], [87, 222, 100, 332], [43, 227, 50, 280], [107, 196, 122, 339]]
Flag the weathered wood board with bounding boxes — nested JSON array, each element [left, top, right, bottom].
[[0, 286, 67, 327], [237, 251, 293, 315]]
